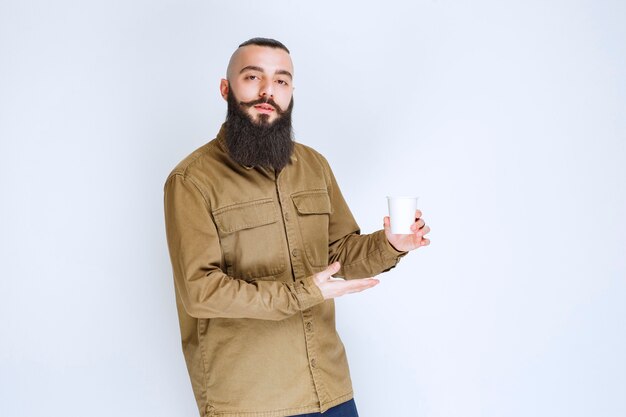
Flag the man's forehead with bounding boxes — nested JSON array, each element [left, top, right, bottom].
[[227, 45, 293, 79]]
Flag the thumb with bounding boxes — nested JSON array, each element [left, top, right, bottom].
[[383, 216, 391, 232], [322, 262, 341, 279], [313, 263, 341, 286]]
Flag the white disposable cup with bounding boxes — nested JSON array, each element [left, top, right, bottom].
[[387, 196, 418, 234]]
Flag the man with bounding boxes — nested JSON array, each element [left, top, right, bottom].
[[164, 38, 430, 417]]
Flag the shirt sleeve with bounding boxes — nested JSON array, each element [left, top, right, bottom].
[[164, 173, 324, 321], [318, 155, 408, 279]]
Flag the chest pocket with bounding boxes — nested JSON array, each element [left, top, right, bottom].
[[212, 198, 287, 280], [292, 190, 332, 268]]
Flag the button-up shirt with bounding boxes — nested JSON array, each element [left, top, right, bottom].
[[164, 125, 406, 417]]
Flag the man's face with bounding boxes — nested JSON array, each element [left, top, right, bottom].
[[221, 45, 294, 125]]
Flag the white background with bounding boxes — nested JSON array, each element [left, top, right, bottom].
[[1, 1, 625, 416]]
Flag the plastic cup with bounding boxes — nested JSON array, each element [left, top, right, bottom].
[[387, 196, 418, 234]]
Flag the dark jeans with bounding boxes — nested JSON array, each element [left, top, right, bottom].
[[288, 399, 359, 417]]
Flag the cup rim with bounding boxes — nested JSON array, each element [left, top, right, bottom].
[[386, 196, 419, 200]]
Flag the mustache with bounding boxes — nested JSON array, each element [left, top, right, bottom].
[[238, 97, 286, 114]]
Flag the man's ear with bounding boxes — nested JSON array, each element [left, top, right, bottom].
[[219, 79, 229, 101]]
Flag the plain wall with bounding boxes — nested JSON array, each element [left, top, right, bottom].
[[1, 1, 625, 416]]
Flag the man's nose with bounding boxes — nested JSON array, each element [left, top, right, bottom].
[[259, 80, 274, 99]]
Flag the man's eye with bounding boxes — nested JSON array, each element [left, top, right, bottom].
[[246, 75, 259, 80], [276, 79, 289, 86]]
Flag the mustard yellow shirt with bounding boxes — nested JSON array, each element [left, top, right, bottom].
[[164, 125, 406, 417]]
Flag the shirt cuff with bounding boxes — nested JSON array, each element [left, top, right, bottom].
[[295, 275, 325, 311]]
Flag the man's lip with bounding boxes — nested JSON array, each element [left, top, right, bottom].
[[253, 104, 275, 113]]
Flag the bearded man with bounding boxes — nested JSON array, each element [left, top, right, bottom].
[[164, 38, 430, 417]]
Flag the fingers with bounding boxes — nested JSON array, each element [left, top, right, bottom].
[[408, 214, 431, 247], [412, 210, 425, 228], [326, 278, 379, 299], [412, 224, 430, 236], [340, 278, 380, 295], [410, 219, 426, 231]]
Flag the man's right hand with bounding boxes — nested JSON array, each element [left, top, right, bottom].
[[313, 262, 379, 300]]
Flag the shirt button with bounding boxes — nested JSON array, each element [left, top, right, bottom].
[[310, 359, 317, 368], [291, 249, 298, 257], [305, 322, 312, 331], [284, 212, 290, 221]]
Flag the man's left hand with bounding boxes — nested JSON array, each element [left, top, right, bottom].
[[383, 209, 431, 252]]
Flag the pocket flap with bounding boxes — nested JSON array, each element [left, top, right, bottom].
[[292, 191, 332, 215], [213, 199, 278, 233]]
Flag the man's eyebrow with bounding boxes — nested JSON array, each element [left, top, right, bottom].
[[239, 65, 264, 74], [276, 69, 293, 80], [239, 65, 293, 80]]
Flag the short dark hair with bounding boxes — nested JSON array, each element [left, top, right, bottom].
[[238, 38, 290, 54]]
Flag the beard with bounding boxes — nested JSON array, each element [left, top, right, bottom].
[[224, 90, 295, 171]]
